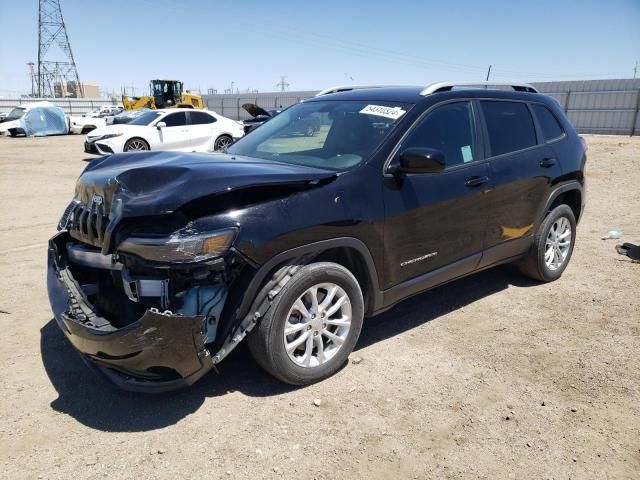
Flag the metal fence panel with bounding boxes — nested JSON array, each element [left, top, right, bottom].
[[4, 79, 639, 134], [0, 97, 118, 116]]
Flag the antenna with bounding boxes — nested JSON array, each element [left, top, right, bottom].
[[275, 76, 290, 92], [37, 0, 83, 98], [485, 65, 492, 82], [634, 60, 638, 79]]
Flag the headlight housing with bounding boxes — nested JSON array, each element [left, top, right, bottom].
[[118, 228, 237, 263], [57, 198, 79, 231], [99, 133, 123, 140]]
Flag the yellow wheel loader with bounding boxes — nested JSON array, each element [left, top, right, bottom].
[[122, 80, 204, 110]]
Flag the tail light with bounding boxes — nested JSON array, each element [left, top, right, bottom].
[[579, 136, 588, 152]]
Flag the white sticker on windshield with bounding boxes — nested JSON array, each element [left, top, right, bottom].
[[360, 104, 406, 120]]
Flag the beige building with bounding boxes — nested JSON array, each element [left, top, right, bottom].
[[53, 81, 101, 98]]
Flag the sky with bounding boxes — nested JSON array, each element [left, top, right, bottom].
[[0, 0, 639, 97]]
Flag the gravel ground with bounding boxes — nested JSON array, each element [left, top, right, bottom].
[[0, 134, 638, 480]]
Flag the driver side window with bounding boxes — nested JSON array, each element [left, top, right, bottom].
[[403, 101, 477, 168]]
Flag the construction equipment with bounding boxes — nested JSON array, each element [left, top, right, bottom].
[[122, 80, 204, 110]]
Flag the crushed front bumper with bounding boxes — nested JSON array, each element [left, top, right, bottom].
[[47, 234, 214, 393]]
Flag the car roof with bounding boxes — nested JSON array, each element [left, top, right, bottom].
[[307, 82, 542, 104]]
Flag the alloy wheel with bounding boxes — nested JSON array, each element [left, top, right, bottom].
[[126, 139, 148, 151], [215, 136, 232, 151], [545, 216, 572, 271], [283, 282, 352, 368]]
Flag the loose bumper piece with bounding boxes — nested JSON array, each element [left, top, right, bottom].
[[47, 235, 214, 393]]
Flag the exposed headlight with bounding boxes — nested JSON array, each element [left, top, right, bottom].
[[118, 228, 237, 263]]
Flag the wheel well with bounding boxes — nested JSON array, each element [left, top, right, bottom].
[[315, 247, 375, 314], [549, 189, 581, 221]]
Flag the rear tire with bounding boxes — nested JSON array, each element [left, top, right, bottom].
[[213, 134, 232, 151], [519, 204, 576, 282], [247, 262, 364, 385]]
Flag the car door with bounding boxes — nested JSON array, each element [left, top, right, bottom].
[[154, 111, 192, 151], [187, 111, 218, 151], [382, 100, 491, 289], [478, 100, 563, 266]]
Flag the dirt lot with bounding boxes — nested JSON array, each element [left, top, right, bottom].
[[0, 134, 638, 479]]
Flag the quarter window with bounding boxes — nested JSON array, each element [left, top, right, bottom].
[[190, 111, 216, 125], [402, 101, 476, 167], [161, 112, 187, 127], [481, 101, 537, 156], [532, 104, 564, 141]]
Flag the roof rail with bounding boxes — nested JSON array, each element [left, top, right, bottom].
[[420, 81, 538, 96], [315, 85, 391, 97]]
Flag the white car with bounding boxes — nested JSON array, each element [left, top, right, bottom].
[[0, 102, 69, 136], [69, 115, 106, 134], [85, 105, 122, 118], [84, 108, 244, 155]]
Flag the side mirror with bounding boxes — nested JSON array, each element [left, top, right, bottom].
[[156, 121, 167, 129], [391, 147, 446, 174]]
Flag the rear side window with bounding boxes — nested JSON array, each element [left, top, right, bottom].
[[162, 112, 187, 127], [481, 101, 537, 156], [532, 104, 564, 141], [190, 111, 216, 125]]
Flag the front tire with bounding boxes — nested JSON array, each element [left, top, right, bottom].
[[519, 204, 576, 282], [247, 262, 364, 385], [124, 138, 149, 152]]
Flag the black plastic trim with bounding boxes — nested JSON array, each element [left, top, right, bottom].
[[235, 237, 382, 319]]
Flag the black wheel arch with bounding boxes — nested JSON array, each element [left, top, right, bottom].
[[542, 181, 584, 224], [234, 238, 382, 322]]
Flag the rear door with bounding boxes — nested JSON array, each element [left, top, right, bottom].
[[479, 100, 562, 263], [188, 111, 218, 151], [382, 100, 491, 288], [155, 111, 191, 151]]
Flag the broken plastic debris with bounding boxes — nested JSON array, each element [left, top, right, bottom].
[[601, 229, 622, 240]]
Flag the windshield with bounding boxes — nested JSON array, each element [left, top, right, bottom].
[[5, 108, 26, 120], [128, 111, 162, 126], [227, 100, 412, 171]]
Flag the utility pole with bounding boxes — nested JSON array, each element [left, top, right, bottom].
[[634, 61, 638, 79], [485, 65, 492, 82], [27, 62, 36, 96], [38, 0, 83, 98], [275, 76, 290, 92]]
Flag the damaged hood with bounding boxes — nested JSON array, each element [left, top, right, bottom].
[[242, 103, 272, 118], [76, 151, 337, 219]]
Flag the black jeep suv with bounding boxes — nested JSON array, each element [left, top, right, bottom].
[[48, 82, 586, 392]]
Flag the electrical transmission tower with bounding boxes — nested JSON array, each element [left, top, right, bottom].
[[275, 76, 290, 92], [37, 0, 83, 98]]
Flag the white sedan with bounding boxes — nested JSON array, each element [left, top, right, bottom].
[[69, 115, 106, 134], [84, 108, 244, 155]]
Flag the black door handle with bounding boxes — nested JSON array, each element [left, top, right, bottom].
[[539, 158, 557, 168], [465, 175, 489, 187]]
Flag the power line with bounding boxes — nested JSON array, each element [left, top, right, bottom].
[[38, 0, 83, 98]]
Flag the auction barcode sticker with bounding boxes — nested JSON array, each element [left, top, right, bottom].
[[360, 105, 406, 120]]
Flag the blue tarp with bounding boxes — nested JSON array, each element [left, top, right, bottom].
[[20, 104, 69, 136]]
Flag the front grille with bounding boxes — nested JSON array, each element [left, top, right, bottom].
[[69, 201, 108, 249]]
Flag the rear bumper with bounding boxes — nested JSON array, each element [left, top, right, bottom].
[[47, 233, 213, 393]]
